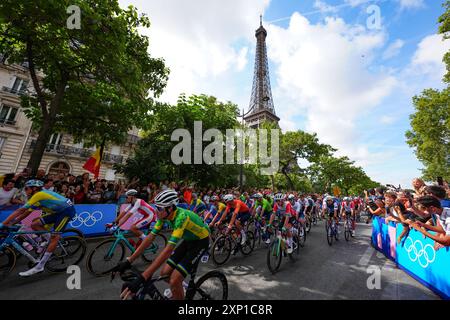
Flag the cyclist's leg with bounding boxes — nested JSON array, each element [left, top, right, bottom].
[[167, 238, 209, 300], [130, 216, 152, 240]]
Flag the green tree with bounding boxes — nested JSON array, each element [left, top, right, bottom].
[[279, 131, 334, 190], [0, 0, 168, 174], [405, 88, 450, 180], [115, 94, 241, 186]]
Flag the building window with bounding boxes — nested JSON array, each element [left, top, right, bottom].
[[0, 105, 18, 125], [110, 145, 121, 155], [0, 136, 5, 158], [11, 77, 28, 95], [48, 133, 63, 151], [48, 161, 70, 177]]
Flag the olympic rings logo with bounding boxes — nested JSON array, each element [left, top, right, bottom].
[[404, 237, 436, 268], [69, 211, 103, 228]]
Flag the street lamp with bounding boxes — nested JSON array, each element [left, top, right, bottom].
[[239, 107, 253, 192]]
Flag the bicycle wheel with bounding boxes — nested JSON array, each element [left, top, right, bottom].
[[211, 235, 232, 266], [344, 221, 350, 241], [142, 233, 167, 262], [0, 247, 16, 282], [305, 217, 311, 233], [326, 221, 333, 246], [298, 226, 306, 247], [45, 236, 87, 273], [240, 231, 255, 255], [334, 224, 339, 241], [190, 270, 228, 300], [86, 239, 126, 276], [267, 239, 282, 274], [62, 228, 84, 239]]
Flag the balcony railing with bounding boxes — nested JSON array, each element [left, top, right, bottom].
[[2, 86, 27, 96], [127, 134, 140, 144], [29, 140, 124, 164], [0, 118, 16, 126]]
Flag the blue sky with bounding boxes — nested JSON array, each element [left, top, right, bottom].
[[119, 0, 448, 188]]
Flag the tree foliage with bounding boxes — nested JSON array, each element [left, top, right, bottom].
[[405, 88, 450, 180], [0, 0, 168, 173]]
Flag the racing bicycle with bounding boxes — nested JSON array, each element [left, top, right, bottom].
[[0, 225, 87, 281], [86, 227, 167, 276]]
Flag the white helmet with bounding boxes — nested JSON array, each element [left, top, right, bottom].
[[125, 189, 138, 197], [154, 189, 179, 208], [252, 193, 263, 199], [287, 194, 295, 200], [274, 193, 285, 201], [222, 194, 234, 203], [326, 196, 333, 201]]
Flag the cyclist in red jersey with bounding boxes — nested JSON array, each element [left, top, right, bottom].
[[216, 194, 250, 245]]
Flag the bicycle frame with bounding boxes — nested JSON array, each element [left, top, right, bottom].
[[0, 229, 63, 264], [105, 229, 158, 259]]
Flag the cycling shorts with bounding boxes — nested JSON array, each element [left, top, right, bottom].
[[167, 237, 209, 278], [40, 206, 76, 232]]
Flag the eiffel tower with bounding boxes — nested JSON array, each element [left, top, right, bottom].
[[244, 16, 280, 128]]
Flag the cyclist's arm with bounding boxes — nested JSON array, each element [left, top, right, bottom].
[[141, 243, 175, 280], [228, 203, 241, 228], [116, 202, 138, 226], [127, 233, 156, 263], [216, 207, 229, 225], [2, 207, 30, 226]]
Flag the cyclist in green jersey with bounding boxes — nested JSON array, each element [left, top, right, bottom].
[[116, 189, 210, 300]]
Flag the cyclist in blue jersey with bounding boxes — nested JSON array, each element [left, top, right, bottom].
[[0, 180, 76, 277]]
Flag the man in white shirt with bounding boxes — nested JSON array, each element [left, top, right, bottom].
[[0, 179, 19, 207]]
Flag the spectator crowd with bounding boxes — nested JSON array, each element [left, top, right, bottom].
[[1, 168, 449, 249]]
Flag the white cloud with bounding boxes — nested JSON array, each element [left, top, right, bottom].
[[410, 34, 450, 80], [314, 0, 339, 14], [397, 0, 425, 9], [267, 13, 397, 167], [380, 115, 395, 124], [382, 39, 404, 60], [118, 0, 270, 104]]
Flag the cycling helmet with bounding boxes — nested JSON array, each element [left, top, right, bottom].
[[24, 180, 44, 188], [154, 189, 179, 208], [287, 194, 295, 200], [252, 193, 263, 199], [325, 196, 333, 201], [222, 194, 234, 203], [210, 195, 219, 201], [274, 193, 285, 201], [125, 189, 138, 197]]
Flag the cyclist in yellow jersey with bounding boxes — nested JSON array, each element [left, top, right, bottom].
[[0, 180, 76, 276], [205, 195, 227, 228], [116, 189, 210, 300]]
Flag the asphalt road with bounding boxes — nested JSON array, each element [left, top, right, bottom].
[[0, 220, 440, 300]]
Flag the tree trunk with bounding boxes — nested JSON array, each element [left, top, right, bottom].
[[26, 74, 68, 175], [282, 166, 294, 190], [27, 119, 54, 175]]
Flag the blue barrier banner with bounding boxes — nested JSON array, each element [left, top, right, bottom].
[[68, 204, 117, 237], [0, 204, 118, 238], [371, 217, 396, 261], [396, 223, 450, 300], [372, 216, 450, 300]]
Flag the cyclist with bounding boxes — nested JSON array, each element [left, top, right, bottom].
[[0, 180, 76, 277], [107, 189, 157, 244], [117, 189, 210, 300], [252, 192, 273, 244], [341, 197, 355, 236], [204, 195, 226, 227], [188, 193, 207, 217], [323, 196, 339, 233], [272, 193, 296, 253], [215, 194, 250, 245]]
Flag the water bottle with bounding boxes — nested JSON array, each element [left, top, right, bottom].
[[163, 289, 173, 299]]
